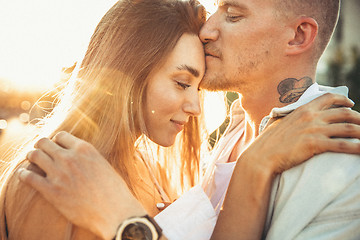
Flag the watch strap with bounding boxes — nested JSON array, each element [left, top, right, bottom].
[[144, 215, 162, 236]]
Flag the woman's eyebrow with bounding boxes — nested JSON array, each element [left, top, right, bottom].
[[176, 64, 200, 78]]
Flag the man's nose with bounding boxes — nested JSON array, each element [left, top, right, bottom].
[[199, 14, 220, 43]]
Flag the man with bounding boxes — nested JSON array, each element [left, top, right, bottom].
[[196, 0, 360, 239], [156, 0, 360, 239]]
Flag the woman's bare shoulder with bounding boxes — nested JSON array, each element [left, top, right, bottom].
[[5, 163, 100, 240]]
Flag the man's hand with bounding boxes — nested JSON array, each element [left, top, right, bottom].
[[251, 93, 360, 174], [19, 131, 147, 240]]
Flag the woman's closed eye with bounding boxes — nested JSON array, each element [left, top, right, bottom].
[[176, 81, 191, 90]]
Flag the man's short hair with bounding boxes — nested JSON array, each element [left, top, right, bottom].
[[274, 0, 340, 60]]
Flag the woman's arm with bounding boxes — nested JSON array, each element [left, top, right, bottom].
[[211, 93, 360, 239]]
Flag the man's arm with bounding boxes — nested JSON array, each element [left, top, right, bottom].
[[211, 154, 274, 240], [18, 133, 148, 240], [5, 164, 100, 240]]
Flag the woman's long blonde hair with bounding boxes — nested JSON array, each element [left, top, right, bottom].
[[0, 0, 206, 238]]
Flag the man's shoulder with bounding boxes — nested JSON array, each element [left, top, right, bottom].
[[286, 138, 360, 174], [265, 143, 360, 239], [281, 142, 360, 193]]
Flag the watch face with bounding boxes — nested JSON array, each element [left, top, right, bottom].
[[117, 216, 160, 240], [122, 222, 153, 240]]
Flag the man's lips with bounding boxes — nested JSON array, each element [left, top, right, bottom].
[[205, 51, 219, 58], [204, 44, 221, 59]]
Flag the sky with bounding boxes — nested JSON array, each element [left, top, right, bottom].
[[0, 0, 224, 133], [0, 0, 117, 91], [0, 0, 216, 92]]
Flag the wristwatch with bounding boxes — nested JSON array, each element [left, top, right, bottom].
[[113, 215, 162, 240]]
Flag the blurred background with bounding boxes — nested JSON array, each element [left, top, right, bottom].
[[317, 0, 360, 111], [0, 0, 359, 157]]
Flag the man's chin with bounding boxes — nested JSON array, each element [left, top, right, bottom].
[[200, 74, 228, 91]]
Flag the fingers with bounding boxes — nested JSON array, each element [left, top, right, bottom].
[[26, 150, 56, 175], [52, 131, 95, 157], [35, 137, 65, 160], [321, 108, 360, 125], [18, 168, 51, 194], [324, 123, 360, 139], [306, 93, 354, 110], [322, 138, 360, 155], [52, 131, 81, 150]]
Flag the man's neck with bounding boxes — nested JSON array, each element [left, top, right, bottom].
[[227, 73, 316, 163], [238, 73, 315, 143]]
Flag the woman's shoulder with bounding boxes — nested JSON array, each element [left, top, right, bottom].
[[4, 162, 100, 240]]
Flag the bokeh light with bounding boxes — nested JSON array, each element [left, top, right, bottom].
[[21, 101, 31, 111], [19, 113, 30, 123], [0, 120, 7, 130]]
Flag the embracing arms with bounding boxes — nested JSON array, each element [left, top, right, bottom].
[[18, 93, 360, 240]]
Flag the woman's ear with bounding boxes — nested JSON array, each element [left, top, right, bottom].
[[286, 17, 318, 55]]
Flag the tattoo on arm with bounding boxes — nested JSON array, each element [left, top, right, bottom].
[[277, 77, 313, 103]]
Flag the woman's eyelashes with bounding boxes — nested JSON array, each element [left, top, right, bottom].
[[176, 81, 191, 90]]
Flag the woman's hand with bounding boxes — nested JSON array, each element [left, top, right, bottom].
[[248, 93, 360, 175], [19, 132, 147, 240]]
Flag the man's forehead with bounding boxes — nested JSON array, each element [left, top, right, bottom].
[[216, 0, 250, 8], [217, 0, 276, 11], [216, 0, 269, 7], [217, 0, 239, 6]]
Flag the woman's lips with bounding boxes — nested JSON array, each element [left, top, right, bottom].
[[170, 120, 185, 132]]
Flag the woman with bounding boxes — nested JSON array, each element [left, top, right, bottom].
[[0, 0, 206, 239], [0, 0, 359, 239]]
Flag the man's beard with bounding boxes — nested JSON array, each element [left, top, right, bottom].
[[200, 70, 235, 92]]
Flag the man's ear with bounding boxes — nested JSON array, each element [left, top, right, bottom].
[[286, 17, 318, 55]]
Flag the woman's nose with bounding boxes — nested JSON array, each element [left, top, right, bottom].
[[183, 91, 201, 116]]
